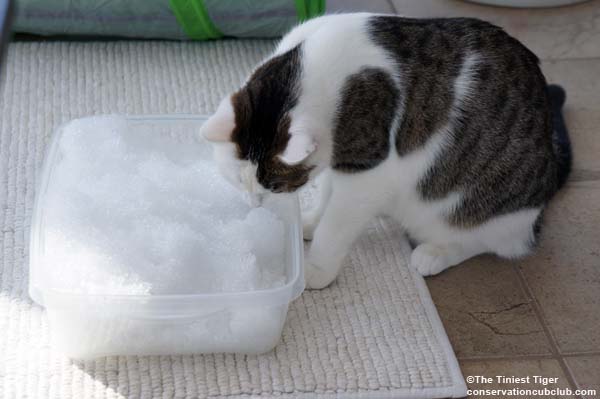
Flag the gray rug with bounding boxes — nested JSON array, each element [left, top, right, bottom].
[[0, 41, 467, 398]]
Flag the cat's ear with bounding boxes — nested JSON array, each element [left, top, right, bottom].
[[201, 96, 236, 142], [279, 134, 316, 165]]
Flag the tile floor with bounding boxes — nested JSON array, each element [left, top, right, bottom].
[[327, 1, 600, 397]]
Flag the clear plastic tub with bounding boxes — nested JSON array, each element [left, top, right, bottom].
[[29, 115, 304, 359]]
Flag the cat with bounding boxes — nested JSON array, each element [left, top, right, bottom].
[[200, 13, 572, 289]]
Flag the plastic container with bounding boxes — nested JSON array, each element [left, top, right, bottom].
[[29, 115, 304, 359]]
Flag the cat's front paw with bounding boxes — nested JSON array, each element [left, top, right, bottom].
[[301, 211, 320, 241], [410, 244, 450, 277], [304, 260, 336, 289]]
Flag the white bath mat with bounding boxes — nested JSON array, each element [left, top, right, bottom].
[[0, 41, 467, 398]]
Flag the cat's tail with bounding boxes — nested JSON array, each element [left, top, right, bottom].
[[548, 84, 572, 190]]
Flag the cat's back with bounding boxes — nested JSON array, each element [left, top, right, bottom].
[[367, 15, 557, 227], [367, 15, 548, 151], [368, 15, 537, 62]]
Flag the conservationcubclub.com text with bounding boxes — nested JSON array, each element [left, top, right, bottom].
[[466, 375, 597, 397]]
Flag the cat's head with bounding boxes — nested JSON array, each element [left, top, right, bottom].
[[201, 47, 318, 199]]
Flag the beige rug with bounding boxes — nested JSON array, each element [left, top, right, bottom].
[[0, 41, 467, 398]]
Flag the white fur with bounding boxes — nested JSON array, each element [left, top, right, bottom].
[[287, 13, 398, 176], [279, 134, 316, 165], [201, 97, 236, 142], [206, 14, 542, 289]]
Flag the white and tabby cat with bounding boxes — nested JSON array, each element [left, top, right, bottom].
[[201, 13, 572, 289]]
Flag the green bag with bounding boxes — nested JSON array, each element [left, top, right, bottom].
[[13, 0, 325, 40]]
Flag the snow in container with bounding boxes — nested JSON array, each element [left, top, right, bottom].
[[28, 115, 304, 359]]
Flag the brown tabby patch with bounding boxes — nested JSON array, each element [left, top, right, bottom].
[[229, 45, 313, 193], [332, 68, 399, 172], [369, 16, 564, 229]]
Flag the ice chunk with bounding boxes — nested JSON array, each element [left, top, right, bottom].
[[42, 115, 286, 296]]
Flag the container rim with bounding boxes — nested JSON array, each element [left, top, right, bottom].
[[29, 114, 305, 308]]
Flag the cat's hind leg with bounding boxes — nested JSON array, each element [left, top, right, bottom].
[[410, 241, 488, 276], [411, 208, 542, 276]]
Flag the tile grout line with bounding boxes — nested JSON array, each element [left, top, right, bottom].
[[561, 351, 600, 357], [458, 354, 557, 362], [513, 264, 582, 396], [459, 351, 600, 362], [561, 360, 585, 394]]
